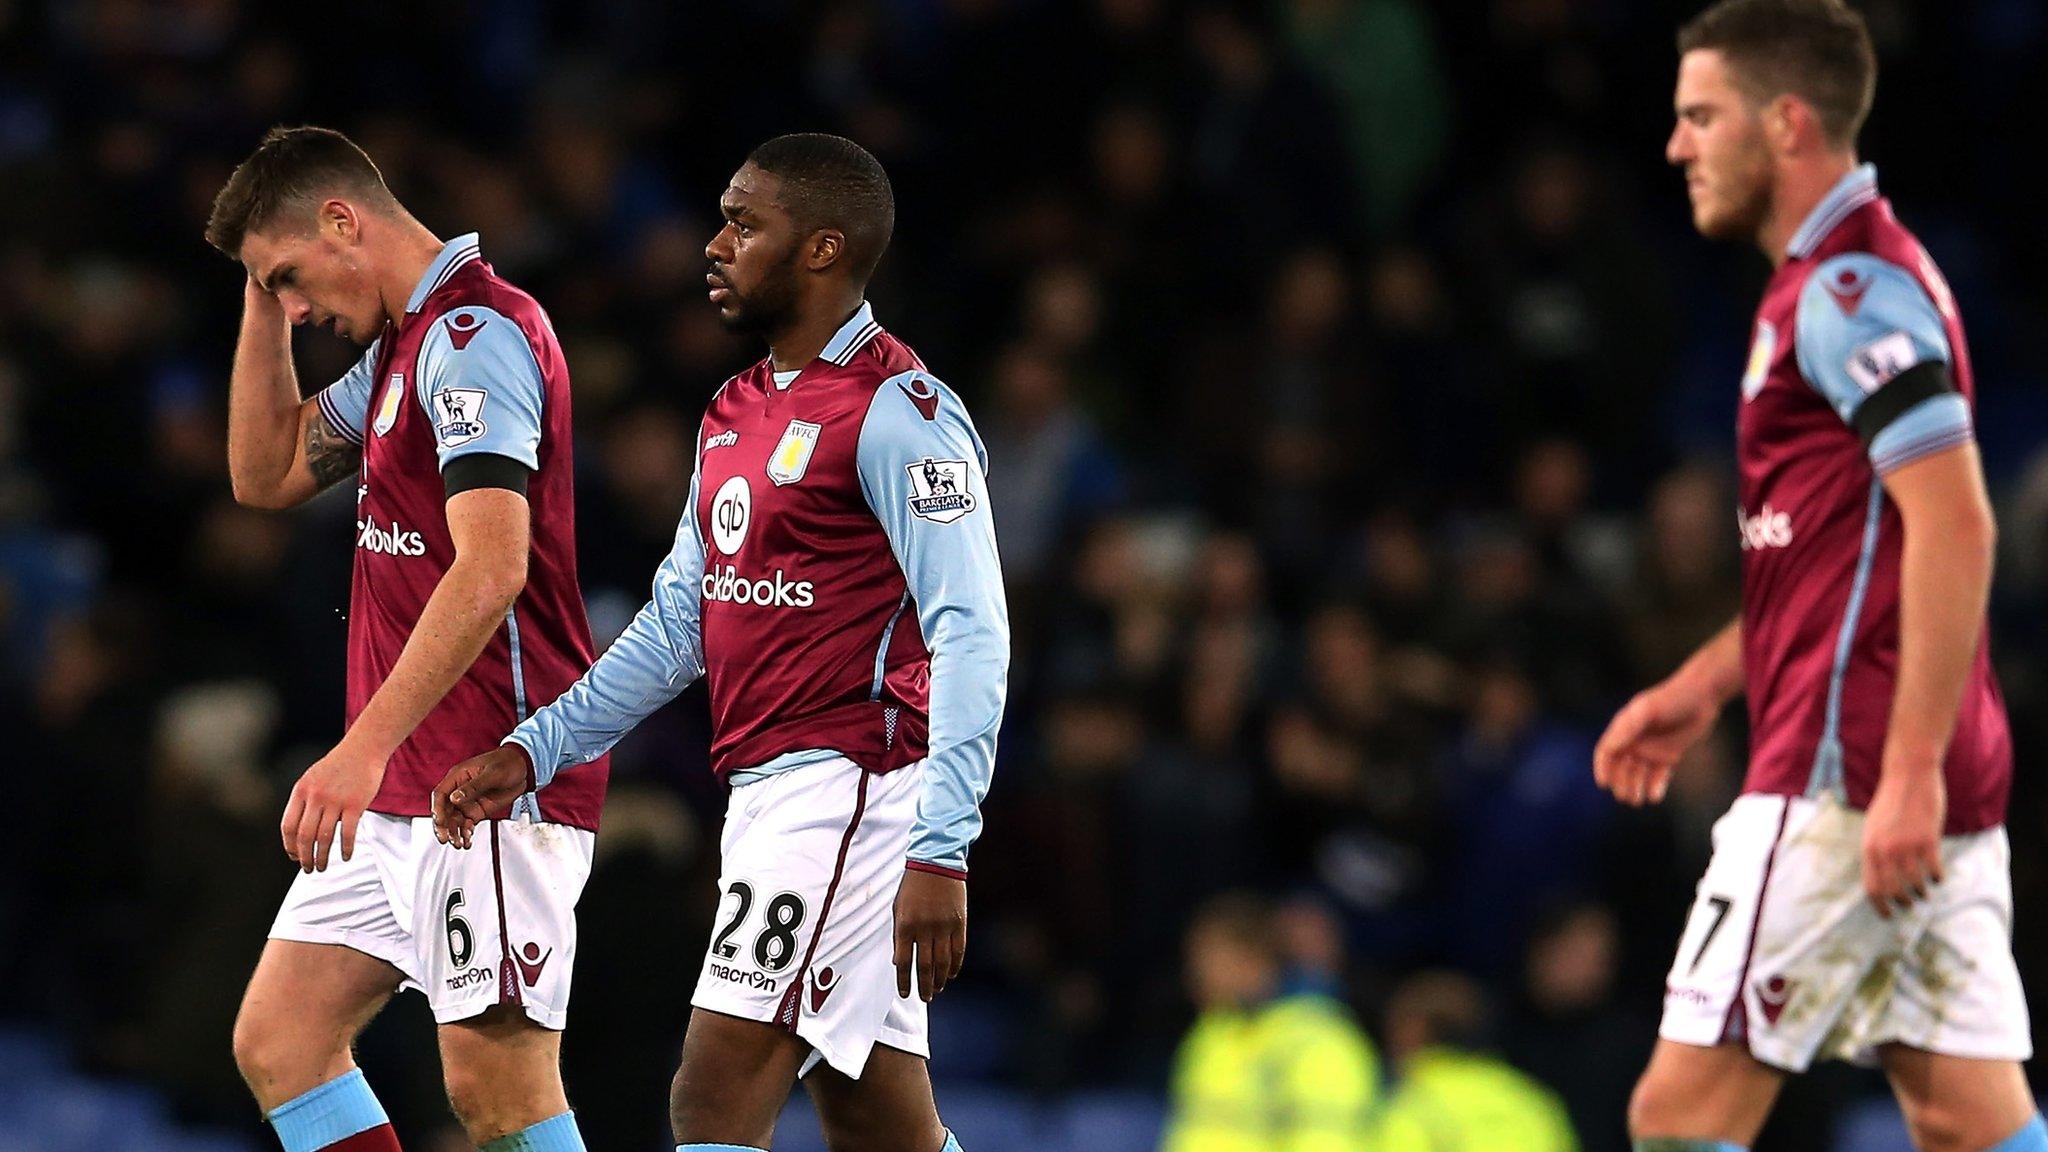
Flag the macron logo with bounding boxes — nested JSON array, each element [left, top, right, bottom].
[[898, 378, 941, 421], [446, 311, 487, 350], [808, 965, 840, 1013], [705, 429, 739, 451], [1755, 975, 1796, 1027], [1823, 268, 1870, 317], [515, 942, 553, 987]]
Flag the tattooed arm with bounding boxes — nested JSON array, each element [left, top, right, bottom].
[[228, 274, 365, 509]]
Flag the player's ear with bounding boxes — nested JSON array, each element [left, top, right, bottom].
[[1763, 94, 1809, 156], [807, 228, 845, 273], [323, 198, 361, 244]]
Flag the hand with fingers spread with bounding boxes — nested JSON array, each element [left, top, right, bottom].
[[1593, 678, 1723, 807], [280, 745, 387, 872], [894, 868, 967, 1003], [431, 744, 534, 849], [1862, 759, 1945, 919]]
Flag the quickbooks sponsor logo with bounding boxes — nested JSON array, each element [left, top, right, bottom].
[[357, 518, 428, 557], [701, 563, 815, 608], [1737, 504, 1793, 551]]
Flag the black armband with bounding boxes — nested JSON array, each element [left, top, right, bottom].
[[1851, 361, 1955, 450], [443, 452, 532, 499]]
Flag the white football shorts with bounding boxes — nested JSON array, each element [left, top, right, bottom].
[[269, 812, 594, 1030], [1659, 792, 2030, 1071], [691, 755, 929, 1079]]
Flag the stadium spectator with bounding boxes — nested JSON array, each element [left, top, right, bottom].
[[1159, 893, 1380, 1152], [1505, 903, 1650, 1152], [1375, 970, 1579, 1152]]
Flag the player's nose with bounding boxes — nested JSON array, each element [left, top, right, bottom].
[[1666, 124, 1692, 165]]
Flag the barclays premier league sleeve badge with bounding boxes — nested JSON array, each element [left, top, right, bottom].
[[433, 387, 489, 448], [905, 457, 976, 523]]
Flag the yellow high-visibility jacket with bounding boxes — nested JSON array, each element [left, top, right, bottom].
[[1160, 993, 1381, 1152], [1372, 1047, 1579, 1152]]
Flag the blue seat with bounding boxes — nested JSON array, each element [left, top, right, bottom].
[[774, 1095, 831, 1152], [1054, 1091, 1167, 1152], [925, 991, 1013, 1083], [936, 1086, 1044, 1152], [1833, 1097, 1916, 1152], [4, 1079, 166, 1152], [0, 1027, 63, 1080], [775, 1085, 1048, 1152], [0, 1027, 258, 1152]]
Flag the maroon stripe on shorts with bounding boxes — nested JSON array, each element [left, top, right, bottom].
[[490, 821, 522, 1006], [1723, 796, 1793, 1041], [775, 768, 871, 1030]]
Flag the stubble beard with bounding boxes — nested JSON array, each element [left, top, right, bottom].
[[716, 245, 805, 338], [1698, 144, 1775, 245]]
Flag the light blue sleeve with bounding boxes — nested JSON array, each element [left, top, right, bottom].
[[314, 338, 381, 445], [1794, 252, 1973, 474], [505, 469, 709, 786], [857, 371, 1011, 875], [412, 307, 545, 471]]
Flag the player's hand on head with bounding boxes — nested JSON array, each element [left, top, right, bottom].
[[894, 867, 967, 1003], [431, 744, 534, 849], [1594, 682, 1719, 807], [280, 746, 388, 874], [1862, 763, 1946, 919], [243, 272, 283, 315]]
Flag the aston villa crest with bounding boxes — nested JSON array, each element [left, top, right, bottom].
[[768, 420, 821, 486]]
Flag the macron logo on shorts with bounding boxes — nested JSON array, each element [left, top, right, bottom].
[[1755, 974, 1795, 1027], [808, 965, 840, 1014], [516, 942, 553, 987]]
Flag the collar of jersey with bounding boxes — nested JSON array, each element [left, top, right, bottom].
[[1786, 164, 1878, 260], [772, 301, 881, 391], [405, 232, 483, 314], [817, 300, 881, 366]]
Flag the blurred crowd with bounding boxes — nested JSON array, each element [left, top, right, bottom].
[[4, 1, 2048, 1150]]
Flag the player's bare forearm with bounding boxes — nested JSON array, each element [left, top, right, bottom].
[[1862, 444, 1986, 914], [1669, 617, 1745, 706], [1881, 443, 1996, 772], [227, 277, 306, 502], [338, 488, 532, 760], [227, 278, 358, 508], [1597, 618, 1742, 805]]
